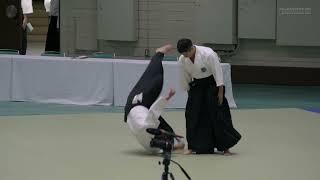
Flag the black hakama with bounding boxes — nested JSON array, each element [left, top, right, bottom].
[[185, 75, 241, 153]]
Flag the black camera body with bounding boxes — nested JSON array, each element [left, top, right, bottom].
[[146, 128, 174, 153], [150, 138, 173, 153]]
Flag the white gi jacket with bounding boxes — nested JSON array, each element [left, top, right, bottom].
[[178, 45, 224, 91], [127, 93, 168, 153], [21, 0, 33, 14], [44, 0, 51, 12]]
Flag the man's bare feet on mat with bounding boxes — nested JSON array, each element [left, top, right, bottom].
[[156, 44, 173, 54], [173, 142, 185, 151], [183, 149, 193, 155], [223, 149, 232, 156]]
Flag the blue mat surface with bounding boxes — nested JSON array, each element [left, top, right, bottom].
[[304, 108, 320, 114]]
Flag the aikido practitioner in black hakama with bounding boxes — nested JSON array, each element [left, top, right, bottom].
[[124, 45, 185, 153], [177, 38, 241, 155]]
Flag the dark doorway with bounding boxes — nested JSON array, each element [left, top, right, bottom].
[[0, 0, 23, 51]]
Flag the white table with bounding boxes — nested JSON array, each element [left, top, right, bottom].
[[0, 55, 237, 108], [11, 56, 114, 105], [114, 59, 237, 108], [0, 56, 12, 101]]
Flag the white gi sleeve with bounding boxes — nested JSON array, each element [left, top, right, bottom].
[[178, 58, 191, 91], [208, 52, 224, 87], [145, 97, 168, 127], [44, 0, 51, 12], [21, 0, 33, 14]]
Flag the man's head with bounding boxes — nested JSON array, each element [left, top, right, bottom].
[[177, 38, 195, 58]]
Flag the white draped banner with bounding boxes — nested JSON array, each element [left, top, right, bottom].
[[0, 55, 237, 108]]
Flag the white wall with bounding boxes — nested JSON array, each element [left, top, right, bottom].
[[60, 0, 320, 68]]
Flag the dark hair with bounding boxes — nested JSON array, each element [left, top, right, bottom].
[[177, 38, 193, 53]]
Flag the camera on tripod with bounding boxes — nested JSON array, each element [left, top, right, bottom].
[[146, 128, 176, 152], [146, 128, 191, 180], [150, 138, 173, 153]]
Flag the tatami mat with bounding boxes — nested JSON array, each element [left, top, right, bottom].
[[1, 108, 319, 180]]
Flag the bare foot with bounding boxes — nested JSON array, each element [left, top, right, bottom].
[[173, 142, 185, 150], [183, 149, 193, 155], [156, 44, 174, 54], [223, 149, 232, 156]]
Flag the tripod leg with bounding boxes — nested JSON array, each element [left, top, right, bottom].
[[170, 173, 175, 180], [162, 172, 168, 180]]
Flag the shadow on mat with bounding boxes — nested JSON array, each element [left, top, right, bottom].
[[121, 149, 183, 157], [121, 149, 160, 157]]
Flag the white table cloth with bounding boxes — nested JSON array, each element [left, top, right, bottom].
[[1, 55, 237, 108], [11, 56, 114, 105], [0, 56, 12, 101], [114, 59, 237, 108]]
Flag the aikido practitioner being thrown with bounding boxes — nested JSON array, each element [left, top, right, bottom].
[[124, 44, 185, 153]]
